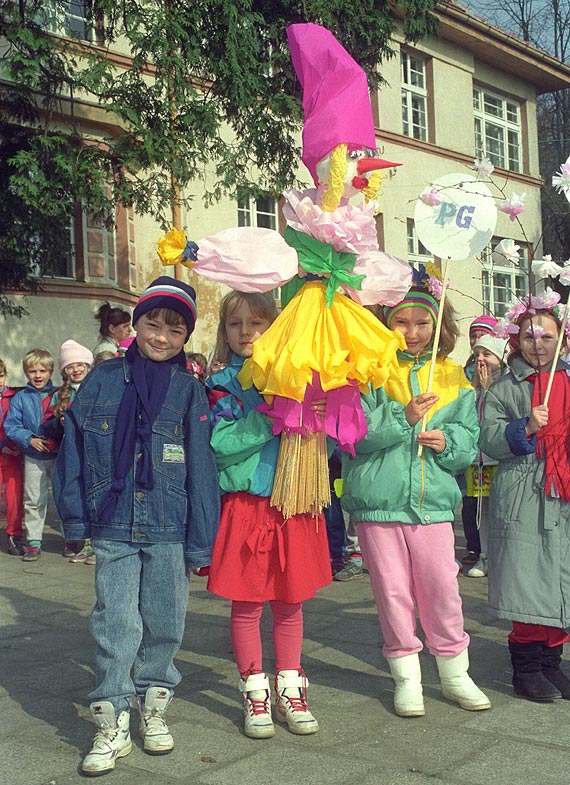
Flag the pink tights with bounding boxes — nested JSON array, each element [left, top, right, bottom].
[[231, 600, 303, 677]]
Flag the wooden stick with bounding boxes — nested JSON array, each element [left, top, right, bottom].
[[418, 258, 450, 458], [544, 302, 570, 405]]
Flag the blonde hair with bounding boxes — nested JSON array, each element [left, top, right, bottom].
[[23, 349, 54, 373], [0, 359, 6, 376], [93, 351, 115, 366], [213, 291, 278, 366]]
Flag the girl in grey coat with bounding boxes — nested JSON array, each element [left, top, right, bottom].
[[480, 303, 570, 702]]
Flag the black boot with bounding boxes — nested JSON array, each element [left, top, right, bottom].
[[541, 644, 570, 699], [508, 641, 561, 701]]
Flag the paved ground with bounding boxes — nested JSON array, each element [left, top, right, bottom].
[[2, 518, 570, 785]]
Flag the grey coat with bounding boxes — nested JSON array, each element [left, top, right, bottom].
[[480, 356, 570, 627]]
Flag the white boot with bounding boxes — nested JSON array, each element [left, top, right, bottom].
[[137, 686, 174, 754], [82, 701, 132, 776], [435, 649, 491, 711], [239, 672, 275, 739], [274, 670, 319, 735], [386, 653, 425, 717]]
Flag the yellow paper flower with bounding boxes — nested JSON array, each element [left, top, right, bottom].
[[157, 228, 188, 267], [424, 262, 442, 281]]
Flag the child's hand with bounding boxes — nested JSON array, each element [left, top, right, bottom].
[[475, 359, 492, 391], [405, 393, 439, 426], [30, 436, 50, 453], [526, 404, 549, 435], [417, 429, 446, 453]]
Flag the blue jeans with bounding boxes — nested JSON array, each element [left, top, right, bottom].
[[88, 539, 190, 713]]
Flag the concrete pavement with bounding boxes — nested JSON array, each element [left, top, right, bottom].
[[1, 520, 570, 785]]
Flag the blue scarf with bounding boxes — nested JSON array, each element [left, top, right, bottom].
[[99, 341, 186, 523]]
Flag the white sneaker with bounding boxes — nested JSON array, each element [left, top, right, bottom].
[[467, 555, 488, 578], [274, 670, 319, 735], [137, 687, 174, 754], [82, 702, 132, 776], [240, 673, 275, 739]]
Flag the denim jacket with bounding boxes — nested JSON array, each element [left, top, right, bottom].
[[53, 357, 220, 568]]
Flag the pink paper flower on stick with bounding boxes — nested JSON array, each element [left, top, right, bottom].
[[426, 276, 444, 299], [494, 317, 520, 338], [499, 192, 526, 222], [552, 156, 570, 202], [473, 157, 495, 177], [419, 187, 442, 207], [530, 286, 561, 310]]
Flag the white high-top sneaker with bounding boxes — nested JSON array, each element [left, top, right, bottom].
[[82, 702, 132, 776], [137, 687, 174, 754], [274, 670, 319, 735], [239, 673, 275, 739]]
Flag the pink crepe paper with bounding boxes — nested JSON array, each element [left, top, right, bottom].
[[258, 373, 367, 455], [287, 23, 377, 185], [195, 227, 298, 292], [419, 188, 442, 207], [343, 251, 413, 307]]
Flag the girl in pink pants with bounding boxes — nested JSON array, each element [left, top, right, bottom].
[[341, 273, 491, 717]]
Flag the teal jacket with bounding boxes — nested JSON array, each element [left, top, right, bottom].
[[206, 355, 279, 496], [341, 351, 479, 524]]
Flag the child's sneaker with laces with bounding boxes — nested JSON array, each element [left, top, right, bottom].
[[7, 535, 26, 556], [274, 670, 319, 735], [239, 673, 274, 739], [333, 559, 364, 581], [63, 541, 80, 558], [70, 542, 95, 563], [467, 554, 488, 578], [22, 545, 41, 562], [82, 702, 131, 776], [137, 687, 174, 754]]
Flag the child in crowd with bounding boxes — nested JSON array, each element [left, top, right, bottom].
[[5, 349, 57, 561], [341, 278, 491, 718], [0, 359, 25, 555], [461, 314, 498, 566], [42, 340, 94, 562], [206, 291, 331, 740], [93, 302, 132, 361], [54, 277, 220, 776], [480, 300, 570, 702], [464, 334, 507, 578]]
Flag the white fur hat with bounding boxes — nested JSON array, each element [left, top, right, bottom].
[[473, 333, 508, 361], [58, 340, 94, 374]]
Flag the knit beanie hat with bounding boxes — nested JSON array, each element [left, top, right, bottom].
[[133, 276, 197, 339], [473, 334, 507, 362], [58, 340, 94, 374], [469, 314, 498, 338]]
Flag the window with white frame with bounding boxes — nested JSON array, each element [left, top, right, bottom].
[[401, 51, 428, 142], [473, 87, 522, 173], [237, 191, 278, 230], [407, 218, 433, 268], [481, 238, 528, 317], [42, 1, 96, 42]]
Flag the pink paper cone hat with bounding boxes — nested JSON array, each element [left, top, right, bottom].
[[287, 23, 398, 185]]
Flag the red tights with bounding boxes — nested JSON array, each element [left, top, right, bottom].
[[230, 600, 303, 677], [508, 622, 570, 647]]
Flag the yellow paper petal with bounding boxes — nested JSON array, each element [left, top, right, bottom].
[[238, 281, 406, 401], [157, 228, 187, 266]]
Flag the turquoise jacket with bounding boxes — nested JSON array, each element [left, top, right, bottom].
[[341, 350, 479, 524], [206, 355, 279, 496]]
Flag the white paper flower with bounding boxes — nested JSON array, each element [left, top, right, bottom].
[[552, 156, 570, 201], [559, 263, 570, 286], [473, 157, 495, 177], [532, 255, 563, 279], [492, 238, 520, 266]]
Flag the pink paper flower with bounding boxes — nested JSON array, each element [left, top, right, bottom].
[[494, 318, 520, 338], [498, 192, 526, 222], [426, 277, 444, 299], [473, 157, 495, 177], [419, 188, 442, 207], [530, 286, 561, 310], [505, 300, 528, 322]]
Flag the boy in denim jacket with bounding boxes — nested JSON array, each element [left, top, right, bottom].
[[54, 277, 220, 777]]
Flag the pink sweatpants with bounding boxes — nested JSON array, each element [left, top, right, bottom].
[[358, 521, 469, 659], [230, 600, 303, 677]]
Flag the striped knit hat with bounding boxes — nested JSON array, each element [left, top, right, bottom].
[[133, 276, 197, 338], [384, 290, 439, 327], [469, 314, 498, 339]]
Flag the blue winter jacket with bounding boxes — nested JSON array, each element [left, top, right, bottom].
[[4, 381, 57, 460], [53, 357, 220, 568]]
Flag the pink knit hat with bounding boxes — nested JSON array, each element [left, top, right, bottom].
[[58, 340, 94, 374], [287, 23, 378, 185]]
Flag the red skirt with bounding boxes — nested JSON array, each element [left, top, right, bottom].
[[207, 492, 332, 603]]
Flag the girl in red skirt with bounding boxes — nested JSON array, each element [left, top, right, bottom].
[[206, 291, 332, 739]]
